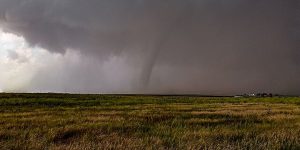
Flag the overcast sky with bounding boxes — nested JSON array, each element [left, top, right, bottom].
[[0, 0, 299, 95]]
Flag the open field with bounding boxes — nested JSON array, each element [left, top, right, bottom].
[[0, 93, 299, 150]]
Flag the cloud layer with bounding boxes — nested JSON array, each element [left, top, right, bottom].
[[0, 0, 299, 95]]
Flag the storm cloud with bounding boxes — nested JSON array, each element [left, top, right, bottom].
[[0, 0, 299, 95]]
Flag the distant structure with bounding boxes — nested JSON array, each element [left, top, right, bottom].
[[235, 93, 275, 98]]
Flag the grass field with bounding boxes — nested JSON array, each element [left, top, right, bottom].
[[0, 93, 299, 150]]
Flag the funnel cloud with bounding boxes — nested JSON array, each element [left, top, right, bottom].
[[0, 0, 299, 95]]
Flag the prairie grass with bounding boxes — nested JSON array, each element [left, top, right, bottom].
[[0, 93, 299, 149]]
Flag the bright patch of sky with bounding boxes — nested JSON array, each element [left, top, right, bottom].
[[0, 29, 41, 92], [0, 29, 70, 92], [0, 29, 136, 93]]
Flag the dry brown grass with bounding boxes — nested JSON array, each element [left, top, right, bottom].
[[0, 94, 299, 149]]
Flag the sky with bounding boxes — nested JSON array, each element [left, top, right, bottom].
[[0, 0, 299, 95]]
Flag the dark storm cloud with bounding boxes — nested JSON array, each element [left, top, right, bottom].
[[0, 0, 299, 95]]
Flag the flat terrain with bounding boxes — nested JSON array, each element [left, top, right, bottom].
[[0, 93, 299, 150]]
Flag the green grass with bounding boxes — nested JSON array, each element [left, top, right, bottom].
[[0, 93, 299, 149]]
